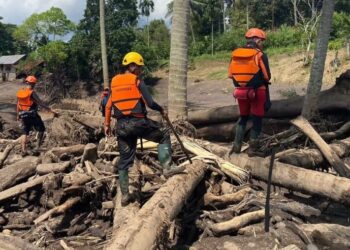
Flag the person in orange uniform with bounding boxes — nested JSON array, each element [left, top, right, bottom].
[[228, 28, 271, 156], [17, 76, 55, 156], [99, 87, 110, 117], [104, 52, 184, 206]]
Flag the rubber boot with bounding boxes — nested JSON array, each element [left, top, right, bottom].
[[230, 124, 246, 154], [118, 170, 130, 206], [247, 130, 265, 157], [158, 143, 185, 177], [35, 132, 44, 150]]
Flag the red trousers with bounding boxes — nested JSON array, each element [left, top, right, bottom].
[[235, 88, 266, 117]]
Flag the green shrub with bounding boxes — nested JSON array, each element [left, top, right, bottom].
[[265, 25, 303, 48]]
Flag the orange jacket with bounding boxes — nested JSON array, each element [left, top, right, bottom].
[[17, 88, 34, 113], [228, 48, 270, 88], [105, 73, 146, 125]]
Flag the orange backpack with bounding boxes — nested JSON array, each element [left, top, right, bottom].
[[17, 89, 34, 111], [110, 73, 143, 116], [228, 48, 262, 87]]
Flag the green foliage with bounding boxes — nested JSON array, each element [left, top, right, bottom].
[[69, 0, 139, 81], [13, 7, 75, 49], [331, 12, 350, 39], [139, 0, 154, 17], [0, 20, 16, 55], [264, 25, 304, 48], [148, 20, 170, 59], [37, 41, 68, 71], [214, 28, 246, 51]]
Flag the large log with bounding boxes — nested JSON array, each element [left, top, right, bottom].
[[0, 156, 39, 191], [36, 162, 71, 175], [0, 234, 40, 250], [0, 174, 51, 203], [209, 209, 265, 236], [106, 160, 206, 250], [203, 142, 350, 205], [0, 143, 15, 168], [49, 144, 85, 158], [291, 116, 350, 178], [189, 70, 350, 126], [278, 137, 350, 169]]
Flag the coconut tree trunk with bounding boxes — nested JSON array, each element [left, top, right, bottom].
[[99, 0, 109, 88], [168, 0, 190, 120], [301, 0, 335, 119]]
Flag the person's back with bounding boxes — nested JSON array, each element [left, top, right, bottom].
[[228, 28, 272, 157], [104, 52, 184, 206], [17, 76, 54, 156]]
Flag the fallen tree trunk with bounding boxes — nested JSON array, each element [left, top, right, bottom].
[[36, 162, 71, 175], [291, 116, 350, 178], [0, 156, 39, 191], [278, 137, 350, 169], [0, 234, 40, 250], [196, 119, 291, 142], [300, 223, 350, 248], [320, 121, 350, 141], [189, 70, 350, 126], [106, 160, 206, 250], [202, 142, 350, 205], [209, 209, 265, 236], [49, 144, 85, 158], [34, 196, 81, 225], [204, 187, 253, 207], [0, 143, 15, 168], [0, 174, 51, 202]]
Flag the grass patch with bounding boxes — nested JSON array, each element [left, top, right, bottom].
[[207, 70, 228, 80]]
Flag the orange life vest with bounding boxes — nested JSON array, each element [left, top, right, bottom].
[[110, 73, 145, 117], [17, 88, 34, 112], [228, 48, 263, 88]]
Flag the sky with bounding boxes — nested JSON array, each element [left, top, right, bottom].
[[0, 0, 171, 25]]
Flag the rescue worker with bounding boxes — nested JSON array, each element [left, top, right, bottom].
[[99, 87, 110, 117], [228, 28, 271, 156], [17, 76, 55, 156], [104, 52, 184, 206]]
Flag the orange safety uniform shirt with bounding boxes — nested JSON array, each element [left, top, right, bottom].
[[105, 73, 146, 126], [228, 48, 270, 89], [17, 88, 34, 113]]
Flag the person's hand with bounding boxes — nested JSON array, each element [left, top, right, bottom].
[[104, 125, 111, 137]]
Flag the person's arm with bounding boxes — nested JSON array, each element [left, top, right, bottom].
[[259, 53, 271, 83], [104, 96, 112, 126], [138, 81, 163, 113], [31, 92, 51, 110]]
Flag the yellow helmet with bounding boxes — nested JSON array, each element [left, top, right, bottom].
[[122, 52, 144, 66]]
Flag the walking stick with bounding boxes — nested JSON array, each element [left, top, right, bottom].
[[265, 149, 275, 233], [163, 114, 192, 164]]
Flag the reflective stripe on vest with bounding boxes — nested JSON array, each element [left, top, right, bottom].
[[228, 48, 262, 87], [17, 88, 34, 111], [110, 73, 143, 116]]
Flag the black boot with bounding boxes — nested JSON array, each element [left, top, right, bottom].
[[247, 139, 266, 157], [230, 123, 246, 154], [119, 170, 130, 206]]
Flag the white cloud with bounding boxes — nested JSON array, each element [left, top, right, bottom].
[[0, 0, 86, 25], [0, 0, 171, 27]]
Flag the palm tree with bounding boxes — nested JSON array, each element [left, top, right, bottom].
[[301, 0, 335, 119], [139, 0, 154, 47], [99, 0, 109, 88], [168, 0, 190, 120]]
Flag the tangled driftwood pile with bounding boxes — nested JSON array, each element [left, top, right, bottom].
[[0, 72, 349, 249]]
